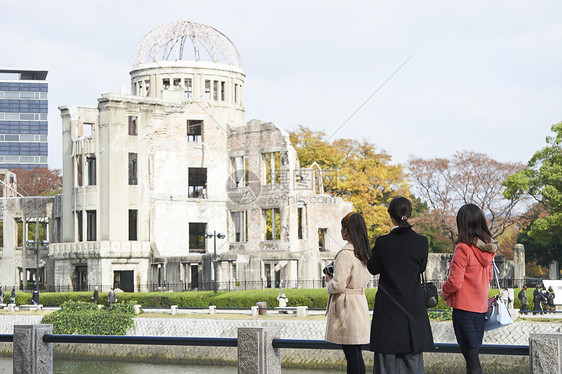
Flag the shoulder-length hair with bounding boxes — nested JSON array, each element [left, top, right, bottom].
[[341, 213, 370, 264], [456, 203, 492, 245]]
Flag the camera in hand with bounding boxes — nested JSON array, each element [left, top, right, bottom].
[[323, 265, 334, 277]]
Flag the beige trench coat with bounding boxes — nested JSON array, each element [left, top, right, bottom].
[[325, 243, 370, 345]]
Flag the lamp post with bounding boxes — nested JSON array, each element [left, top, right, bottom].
[[205, 231, 225, 293]]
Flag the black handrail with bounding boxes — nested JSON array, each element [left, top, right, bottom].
[[43, 334, 237, 347], [0, 334, 13, 343], [272, 340, 529, 356], [2, 332, 531, 356]]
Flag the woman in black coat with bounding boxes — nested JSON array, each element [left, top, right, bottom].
[[367, 197, 433, 373]]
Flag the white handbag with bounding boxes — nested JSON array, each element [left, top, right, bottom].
[[484, 259, 513, 331]]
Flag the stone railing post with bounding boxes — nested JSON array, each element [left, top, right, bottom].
[[238, 327, 281, 374], [13, 324, 53, 374], [530, 333, 562, 373]]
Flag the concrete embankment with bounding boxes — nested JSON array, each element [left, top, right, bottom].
[[0, 314, 558, 371]]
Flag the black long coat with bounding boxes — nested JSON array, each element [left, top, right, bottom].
[[367, 227, 434, 354]]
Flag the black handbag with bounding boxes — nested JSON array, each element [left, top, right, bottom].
[[421, 272, 439, 308]]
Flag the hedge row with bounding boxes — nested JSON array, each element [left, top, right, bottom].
[[13, 287, 538, 310], [42, 301, 135, 335]]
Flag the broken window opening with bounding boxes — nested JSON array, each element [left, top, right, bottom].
[[83, 123, 94, 138], [128, 116, 138, 136], [145, 80, 150, 96], [298, 207, 304, 240], [221, 81, 225, 101], [264, 152, 281, 185], [232, 211, 247, 242], [137, 81, 142, 96], [319, 228, 328, 251], [213, 81, 218, 101], [16, 219, 23, 248], [76, 211, 83, 242], [188, 168, 207, 198], [129, 209, 138, 241], [231, 156, 249, 188], [264, 208, 280, 241], [163, 78, 170, 90], [234, 84, 238, 104], [189, 223, 206, 253], [185, 78, 192, 98], [173, 78, 181, 90], [86, 210, 96, 241], [128, 153, 138, 185], [76, 155, 83, 187], [27, 221, 47, 245], [187, 120, 203, 142], [86, 156, 96, 186], [204, 80, 211, 100]]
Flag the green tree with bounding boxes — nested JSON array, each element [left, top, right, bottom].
[[504, 122, 562, 265], [289, 126, 410, 241]]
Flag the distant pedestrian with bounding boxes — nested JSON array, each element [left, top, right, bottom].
[[533, 285, 546, 315], [31, 290, 39, 306], [107, 288, 116, 304], [10, 288, 15, 304], [0, 285, 4, 304], [518, 285, 528, 314], [546, 286, 556, 313], [92, 286, 99, 304], [507, 288, 514, 310]]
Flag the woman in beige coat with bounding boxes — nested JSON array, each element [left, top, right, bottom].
[[325, 212, 371, 374]]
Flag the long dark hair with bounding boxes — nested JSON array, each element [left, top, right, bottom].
[[341, 213, 370, 265], [456, 203, 492, 245], [388, 196, 413, 228]]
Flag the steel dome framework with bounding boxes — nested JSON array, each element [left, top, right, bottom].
[[133, 21, 242, 68]]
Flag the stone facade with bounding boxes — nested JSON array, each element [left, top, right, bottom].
[[45, 21, 352, 292]]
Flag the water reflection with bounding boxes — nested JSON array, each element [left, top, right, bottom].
[[0, 356, 343, 373]]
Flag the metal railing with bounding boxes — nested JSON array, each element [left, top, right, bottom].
[[10, 278, 545, 293]]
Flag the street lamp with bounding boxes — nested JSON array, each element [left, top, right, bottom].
[[205, 231, 225, 293]]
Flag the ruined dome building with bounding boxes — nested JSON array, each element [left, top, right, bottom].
[[45, 21, 352, 292]]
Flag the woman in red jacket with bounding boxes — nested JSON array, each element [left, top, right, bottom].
[[441, 204, 497, 374]]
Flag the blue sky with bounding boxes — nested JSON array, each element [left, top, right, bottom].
[[1, 0, 561, 171]]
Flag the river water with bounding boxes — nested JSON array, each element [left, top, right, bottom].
[[0, 356, 343, 373]]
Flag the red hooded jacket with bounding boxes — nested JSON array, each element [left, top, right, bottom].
[[441, 239, 497, 313]]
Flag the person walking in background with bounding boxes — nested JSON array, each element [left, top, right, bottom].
[[325, 212, 371, 374], [107, 288, 116, 304], [533, 285, 546, 315], [518, 285, 528, 314], [10, 288, 15, 304], [31, 289, 39, 306], [441, 204, 498, 374], [92, 286, 99, 304], [0, 285, 4, 304], [546, 286, 556, 313], [367, 197, 434, 374]]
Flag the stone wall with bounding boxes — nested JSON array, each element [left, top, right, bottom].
[[0, 315, 557, 370]]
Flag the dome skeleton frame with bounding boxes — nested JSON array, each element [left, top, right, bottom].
[[133, 21, 242, 68]]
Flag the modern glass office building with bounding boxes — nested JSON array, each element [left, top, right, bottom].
[[0, 69, 48, 169]]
